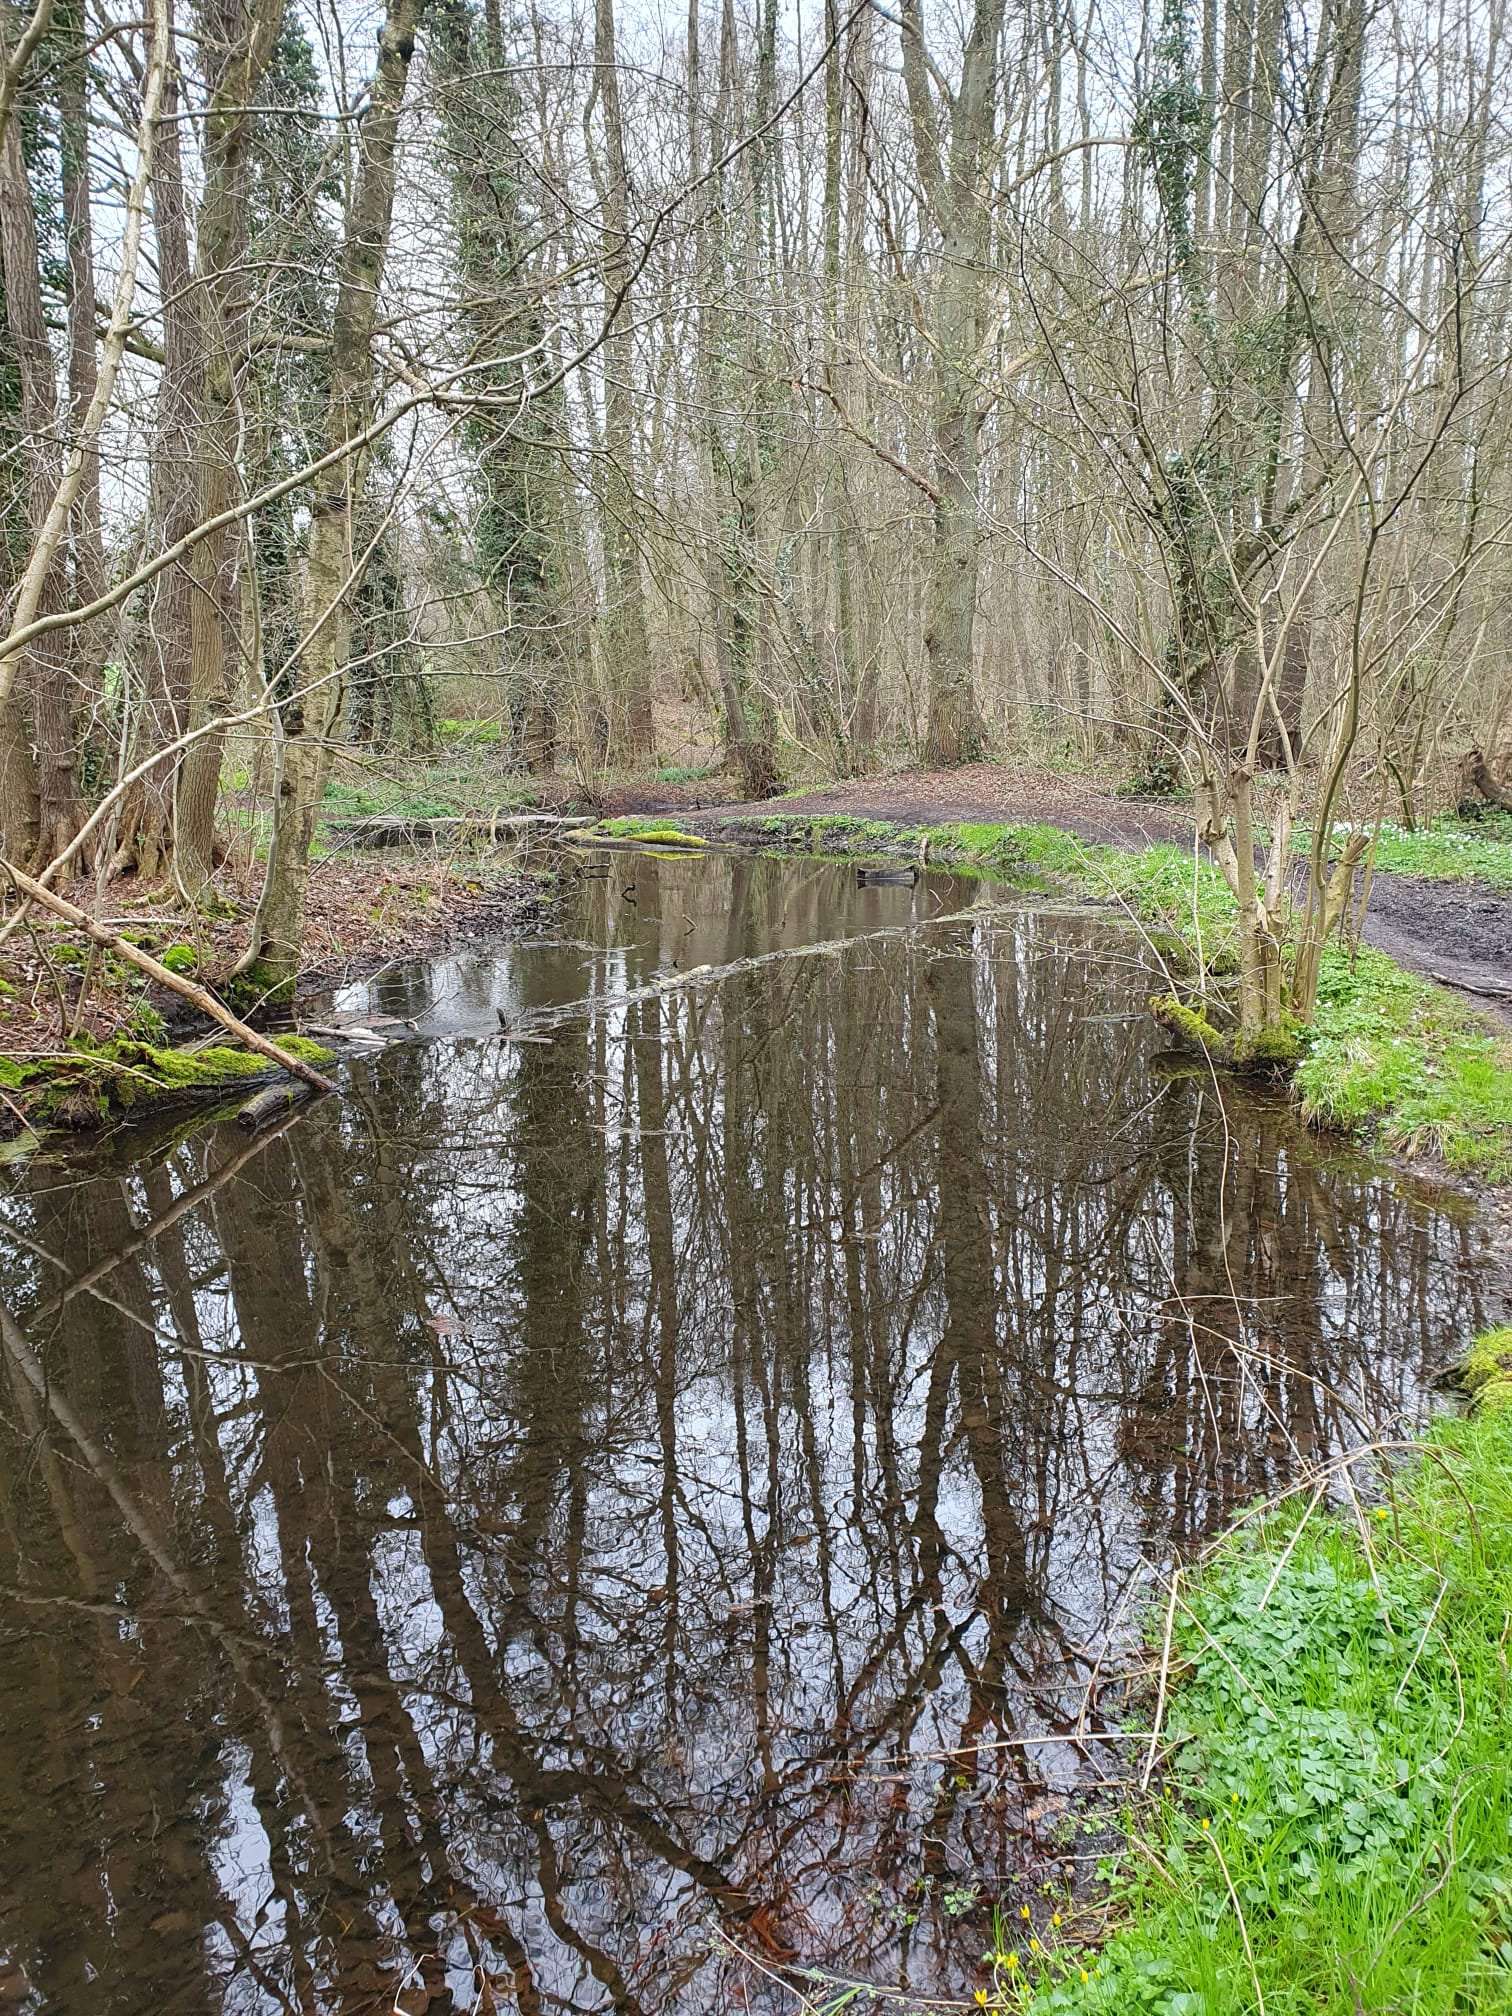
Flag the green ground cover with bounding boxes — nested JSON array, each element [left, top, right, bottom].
[[1297, 815, 1512, 889], [320, 756, 542, 829], [1298, 947, 1512, 1182], [986, 1351, 1512, 2015]]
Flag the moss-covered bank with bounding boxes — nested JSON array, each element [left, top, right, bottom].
[[955, 1342, 1512, 2015], [0, 1034, 336, 1133], [596, 813, 1512, 1183]]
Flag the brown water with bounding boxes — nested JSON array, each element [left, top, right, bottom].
[[0, 850, 1503, 2016]]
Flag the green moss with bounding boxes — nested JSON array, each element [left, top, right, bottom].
[[1150, 991, 1229, 1053], [223, 964, 296, 1009], [1462, 1327, 1512, 1414], [0, 1054, 24, 1090], [275, 1035, 338, 1067], [598, 818, 706, 846], [160, 943, 198, 975], [1235, 1017, 1303, 1069], [138, 1043, 269, 1088], [18, 1035, 335, 1131]]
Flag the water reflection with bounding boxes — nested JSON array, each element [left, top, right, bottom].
[[0, 854, 1501, 2014]]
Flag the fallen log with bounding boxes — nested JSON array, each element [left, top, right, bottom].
[[0, 859, 338, 1094], [326, 812, 596, 848], [237, 1080, 317, 1130]]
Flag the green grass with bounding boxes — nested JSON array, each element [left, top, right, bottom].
[[996, 1373, 1512, 2016], [652, 762, 713, 784], [320, 757, 543, 827], [1298, 819, 1512, 889], [436, 716, 504, 746], [1296, 945, 1512, 1181]]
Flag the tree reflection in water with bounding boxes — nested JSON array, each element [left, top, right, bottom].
[[0, 856, 1498, 2014]]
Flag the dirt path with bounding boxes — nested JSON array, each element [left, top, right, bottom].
[[669, 764, 1512, 1013]]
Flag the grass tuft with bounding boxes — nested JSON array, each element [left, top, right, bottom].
[[1298, 818, 1512, 890]]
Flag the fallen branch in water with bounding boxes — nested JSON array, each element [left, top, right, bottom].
[[326, 812, 596, 848]]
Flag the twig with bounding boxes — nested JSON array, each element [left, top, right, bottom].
[[1206, 1824, 1266, 2016], [1142, 1569, 1180, 1792], [1391, 1577, 1449, 1709], [1256, 1481, 1327, 1612]]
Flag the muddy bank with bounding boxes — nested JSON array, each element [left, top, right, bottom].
[[1363, 870, 1512, 1011], [692, 762, 1191, 849]]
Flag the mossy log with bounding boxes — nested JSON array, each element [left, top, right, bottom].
[[1, 858, 336, 1092], [4, 1035, 337, 1132], [237, 1079, 317, 1130], [1150, 993, 1302, 1072]]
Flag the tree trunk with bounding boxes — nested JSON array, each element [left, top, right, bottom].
[[0, 118, 84, 867], [123, 38, 197, 883], [58, 0, 105, 717], [242, 0, 419, 989], [900, 0, 1006, 767], [593, 0, 654, 762], [923, 281, 985, 766], [1467, 748, 1512, 812], [175, 0, 286, 894]]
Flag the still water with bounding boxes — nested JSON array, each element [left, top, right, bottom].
[[0, 850, 1503, 2014]]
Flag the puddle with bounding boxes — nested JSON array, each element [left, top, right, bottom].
[[0, 851, 1502, 2013]]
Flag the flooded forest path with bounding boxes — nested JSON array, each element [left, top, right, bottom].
[[1, 849, 1506, 2015], [651, 763, 1512, 1005]]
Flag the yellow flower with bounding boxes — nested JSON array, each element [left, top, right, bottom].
[[1080, 1970, 1090, 1984], [1052, 1913, 1062, 1927], [1376, 1507, 1390, 1521], [1231, 1793, 1239, 1804], [1030, 1938, 1040, 1953], [1006, 1953, 1019, 1970], [1020, 1905, 1031, 1920], [1201, 1817, 1210, 1829], [975, 1993, 988, 2007]]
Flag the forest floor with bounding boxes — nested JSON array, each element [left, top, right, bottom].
[[0, 851, 560, 1064]]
